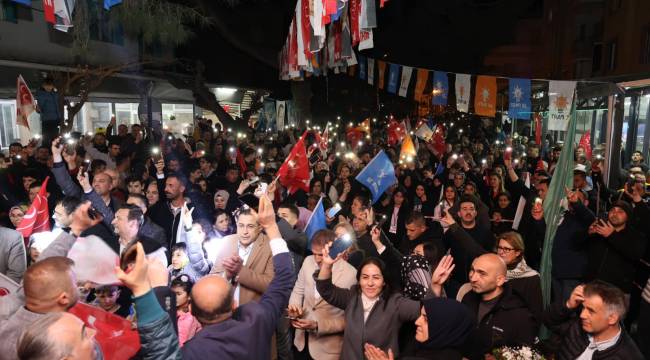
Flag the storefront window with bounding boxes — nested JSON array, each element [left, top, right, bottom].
[[162, 103, 194, 136], [636, 95, 649, 152]]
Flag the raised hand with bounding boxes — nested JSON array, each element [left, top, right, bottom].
[[566, 284, 585, 310], [594, 219, 615, 237], [440, 211, 456, 227], [432, 254, 455, 287], [51, 137, 63, 159], [77, 168, 92, 193], [565, 186, 580, 204], [364, 344, 394, 360], [115, 242, 151, 297], [181, 204, 195, 231], [321, 242, 342, 267]]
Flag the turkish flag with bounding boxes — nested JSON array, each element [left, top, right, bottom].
[[318, 127, 329, 156], [16, 176, 51, 240], [278, 133, 310, 194], [69, 303, 141, 360], [16, 75, 34, 130], [346, 127, 364, 149], [431, 124, 446, 156], [235, 148, 247, 174], [43, 0, 55, 23], [578, 130, 592, 160], [387, 119, 406, 146]]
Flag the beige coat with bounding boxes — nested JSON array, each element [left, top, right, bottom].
[[210, 233, 274, 306], [289, 256, 357, 360]]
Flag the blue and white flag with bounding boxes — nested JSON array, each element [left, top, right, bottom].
[[356, 150, 397, 203], [359, 54, 367, 80], [387, 64, 400, 94], [432, 71, 449, 106], [305, 196, 327, 249], [508, 78, 531, 120]]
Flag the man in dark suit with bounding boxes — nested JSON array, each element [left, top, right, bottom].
[[182, 195, 296, 359]]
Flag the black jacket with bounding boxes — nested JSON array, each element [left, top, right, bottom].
[[543, 301, 644, 360], [585, 225, 646, 293], [461, 283, 538, 360], [147, 201, 193, 251], [444, 223, 495, 286]]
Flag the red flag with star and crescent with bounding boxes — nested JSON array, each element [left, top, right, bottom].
[[43, 0, 55, 23], [16, 176, 51, 240], [387, 119, 406, 146], [578, 130, 592, 160], [278, 132, 310, 194], [16, 75, 35, 133], [430, 123, 446, 157]]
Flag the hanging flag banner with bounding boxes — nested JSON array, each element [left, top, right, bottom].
[[387, 63, 400, 94], [399, 66, 413, 97], [432, 71, 449, 106], [43, 0, 55, 23], [377, 60, 387, 89], [508, 78, 532, 120], [455, 73, 471, 113], [359, 29, 373, 50], [474, 75, 497, 117], [367, 58, 375, 85], [53, 0, 76, 32], [414, 69, 429, 102], [548, 80, 576, 131], [359, 54, 367, 80]]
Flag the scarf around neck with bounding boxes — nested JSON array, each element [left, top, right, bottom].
[[506, 257, 538, 280]]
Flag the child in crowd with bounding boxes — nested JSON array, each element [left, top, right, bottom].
[[171, 275, 202, 346]]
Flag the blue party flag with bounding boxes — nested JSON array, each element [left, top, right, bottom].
[[508, 78, 531, 120], [305, 196, 327, 249], [10, 0, 31, 5], [104, 0, 122, 10], [387, 64, 400, 94], [432, 71, 449, 106], [356, 150, 398, 203]]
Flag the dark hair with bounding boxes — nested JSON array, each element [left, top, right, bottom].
[[193, 218, 213, 236], [118, 204, 144, 227], [405, 211, 426, 227], [311, 229, 337, 248], [583, 280, 627, 319], [357, 257, 393, 306], [353, 194, 370, 207], [171, 242, 187, 254], [171, 276, 194, 294], [28, 181, 43, 190], [278, 202, 300, 218], [458, 194, 477, 209], [126, 176, 144, 187], [422, 242, 441, 268], [58, 196, 82, 215], [214, 208, 229, 221], [127, 193, 149, 208]]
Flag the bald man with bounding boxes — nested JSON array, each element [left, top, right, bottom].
[[0, 257, 79, 360], [183, 195, 297, 359], [460, 253, 538, 359]]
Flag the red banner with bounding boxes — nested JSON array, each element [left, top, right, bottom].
[[69, 303, 140, 360], [16, 75, 34, 130], [43, 0, 55, 24], [16, 176, 51, 240]]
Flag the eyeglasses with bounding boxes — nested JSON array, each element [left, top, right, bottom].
[[496, 246, 516, 254]]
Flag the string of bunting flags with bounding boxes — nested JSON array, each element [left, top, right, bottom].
[[352, 56, 581, 131], [8, 0, 122, 32], [279, 0, 389, 80]]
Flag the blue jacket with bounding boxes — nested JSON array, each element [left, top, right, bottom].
[[34, 89, 62, 123], [182, 251, 296, 359]]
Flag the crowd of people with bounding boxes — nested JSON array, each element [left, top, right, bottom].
[[0, 113, 649, 360]]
